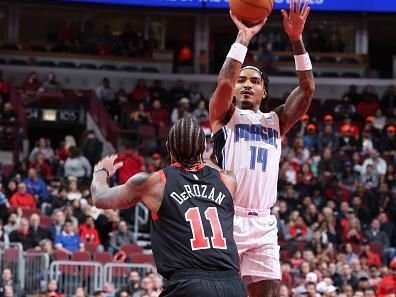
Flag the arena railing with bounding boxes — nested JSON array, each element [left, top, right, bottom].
[[0, 242, 24, 289], [103, 262, 156, 290], [23, 251, 50, 295], [49, 260, 103, 296]]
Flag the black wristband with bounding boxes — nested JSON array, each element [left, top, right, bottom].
[[94, 168, 110, 177]]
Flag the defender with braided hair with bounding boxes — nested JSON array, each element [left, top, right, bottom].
[[91, 117, 248, 297]]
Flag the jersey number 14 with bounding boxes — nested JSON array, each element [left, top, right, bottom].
[[250, 146, 268, 172], [185, 207, 227, 250]]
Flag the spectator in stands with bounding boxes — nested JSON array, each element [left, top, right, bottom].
[[38, 73, 61, 93], [3, 212, 19, 235], [318, 124, 338, 152], [79, 216, 100, 245], [82, 130, 103, 167], [49, 209, 65, 239], [57, 135, 76, 164], [307, 28, 326, 52], [29, 213, 51, 243], [0, 268, 21, 297], [29, 152, 52, 180], [128, 103, 151, 129], [74, 287, 88, 297], [54, 219, 84, 254], [334, 96, 356, 120], [0, 102, 17, 122], [168, 80, 187, 106], [303, 124, 318, 153], [57, 20, 77, 52], [64, 146, 92, 181], [9, 182, 37, 209], [115, 148, 144, 185], [29, 138, 55, 163], [132, 277, 154, 297], [9, 217, 38, 250], [96, 78, 115, 107], [171, 97, 191, 124], [360, 239, 381, 268], [21, 72, 41, 103], [47, 279, 63, 297], [109, 220, 135, 253], [150, 100, 169, 128], [23, 168, 48, 205], [376, 258, 396, 297], [188, 84, 205, 106], [327, 32, 345, 52], [365, 219, 389, 248], [192, 100, 209, 122], [131, 79, 149, 103], [381, 85, 396, 115], [360, 164, 379, 189], [121, 271, 141, 296], [149, 80, 167, 102], [380, 126, 396, 154], [361, 149, 387, 176], [338, 125, 358, 154], [0, 71, 10, 102], [378, 212, 396, 247], [80, 21, 99, 54]]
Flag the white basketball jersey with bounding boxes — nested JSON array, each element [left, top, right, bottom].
[[212, 108, 282, 211]]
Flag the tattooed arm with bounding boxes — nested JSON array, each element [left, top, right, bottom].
[[209, 13, 266, 134], [91, 155, 164, 213], [275, 0, 315, 136]]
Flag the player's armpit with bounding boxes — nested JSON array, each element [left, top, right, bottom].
[[92, 171, 164, 212]]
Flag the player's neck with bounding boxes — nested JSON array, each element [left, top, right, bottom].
[[172, 162, 205, 172]]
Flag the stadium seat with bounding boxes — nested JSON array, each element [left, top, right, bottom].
[[0, 58, 6, 64], [22, 208, 39, 218], [84, 243, 100, 254], [54, 250, 70, 261], [8, 59, 27, 65], [93, 252, 113, 265], [320, 72, 339, 78], [99, 64, 118, 71], [38, 61, 56, 67], [340, 57, 360, 64], [341, 72, 361, 78], [277, 56, 294, 62], [72, 251, 91, 261], [317, 56, 337, 63], [130, 254, 155, 265], [79, 63, 97, 69], [158, 126, 170, 139], [307, 98, 321, 116], [120, 65, 139, 72], [0, 43, 20, 51], [58, 62, 77, 68], [275, 71, 296, 77], [138, 125, 157, 143], [30, 45, 48, 52], [140, 66, 159, 73], [120, 244, 143, 255], [323, 99, 341, 112]]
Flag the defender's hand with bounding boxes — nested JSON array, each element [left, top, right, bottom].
[[281, 0, 311, 41], [230, 11, 267, 46], [94, 154, 123, 178]]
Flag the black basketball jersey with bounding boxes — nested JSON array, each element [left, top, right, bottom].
[[150, 163, 240, 279]]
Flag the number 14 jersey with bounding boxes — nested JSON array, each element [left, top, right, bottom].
[[150, 164, 240, 279], [212, 108, 282, 211]]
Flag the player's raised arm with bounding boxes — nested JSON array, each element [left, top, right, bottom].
[[91, 155, 163, 212], [209, 13, 266, 133], [274, 0, 315, 135]]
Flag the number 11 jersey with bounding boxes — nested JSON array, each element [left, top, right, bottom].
[[212, 108, 282, 211], [150, 164, 240, 279]]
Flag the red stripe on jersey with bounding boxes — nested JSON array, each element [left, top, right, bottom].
[[152, 213, 159, 221]]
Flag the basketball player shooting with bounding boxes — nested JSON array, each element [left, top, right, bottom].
[[91, 118, 248, 297], [209, 0, 315, 296]]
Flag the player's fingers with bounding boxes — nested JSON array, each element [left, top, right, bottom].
[[301, 0, 310, 16], [281, 9, 288, 20], [296, 0, 301, 13], [303, 7, 311, 20], [113, 162, 124, 171], [289, 0, 294, 14], [229, 10, 243, 28]]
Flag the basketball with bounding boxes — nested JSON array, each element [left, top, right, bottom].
[[229, 0, 274, 24]]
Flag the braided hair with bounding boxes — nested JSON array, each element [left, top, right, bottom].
[[167, 117, 206, 167]]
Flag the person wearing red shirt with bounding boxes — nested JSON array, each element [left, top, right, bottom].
[[150, 100, 169, 127], [79, 217, 100, 245], [131, 79, 149, 102], [356, 95, 380, 118], [115, 149, 144, 185], [29, 152, 52, 180], [9, 183, 37, 209], [376, 258, 396, 297], [360, 239, 382, 268], [0, 71, 10, 100]]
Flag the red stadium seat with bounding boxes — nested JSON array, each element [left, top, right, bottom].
[[22, 208, 39, 218], [121, 244, 143, 255], [54, 250, 70, 261], [84, 243, 100, 254], [93, 252, 113, 265], [72, 251, 91, 261], [130, 254, 155, 265], [369, 243, 384, 258], [39, 215, 52, 228]]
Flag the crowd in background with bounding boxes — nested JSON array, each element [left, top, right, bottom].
[[1, 66, 396, 297]]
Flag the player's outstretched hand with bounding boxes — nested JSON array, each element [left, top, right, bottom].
[[230, 10, 267, 42], [94, 154, 123, 178], [281, 0, 311, 41]]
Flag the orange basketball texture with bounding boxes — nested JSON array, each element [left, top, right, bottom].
[[229, 0, 274, 23]]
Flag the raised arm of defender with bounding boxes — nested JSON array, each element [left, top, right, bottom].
[[274, 0, 315, 135], [91, 155, 164, 212], [209, 13, 266, 134]]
